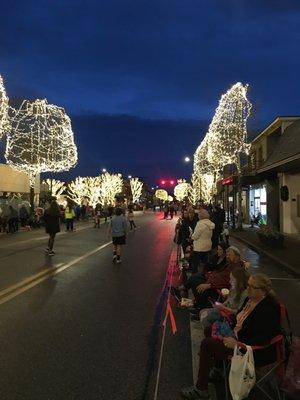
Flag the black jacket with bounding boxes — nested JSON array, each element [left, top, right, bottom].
[[44, 210, 60, 234], [236, 296, 281, 366]]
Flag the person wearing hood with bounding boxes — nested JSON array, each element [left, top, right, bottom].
[[190, 209, 215, 274]]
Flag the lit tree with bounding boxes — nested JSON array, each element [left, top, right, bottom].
[[130, 177, 143, 203], [0, 75, 9, 140], [206, 82, 252, 171], [5, 99, 78, 187], [67, 177, 88, 205], [85, 176, 101, 208], [155, 189, 168, 201], [99, 172, 123, 205], [43, 179, 65, 197], [174, 180, 190, 201]]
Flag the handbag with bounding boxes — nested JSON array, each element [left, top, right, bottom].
[[229, 345, 256, 400]]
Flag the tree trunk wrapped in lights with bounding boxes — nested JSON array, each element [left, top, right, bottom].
[[5, 99, 78, 187], [189, 173, 202, 206], [43, 179, 65, 197], [99, 172, 123, 206], [0, 75, 9, 140], [174, 180, 190, 202], [130, 177, 143, 203]]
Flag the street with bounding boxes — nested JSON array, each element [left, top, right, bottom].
[[0, 213, 299, 400]]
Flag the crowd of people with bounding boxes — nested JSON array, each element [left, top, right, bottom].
[[171, 205, 286, 400]]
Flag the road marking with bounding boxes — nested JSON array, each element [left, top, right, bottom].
[[0, 241, 112, 306]]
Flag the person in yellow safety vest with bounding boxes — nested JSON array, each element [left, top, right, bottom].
[[65, 201, 75, 231]]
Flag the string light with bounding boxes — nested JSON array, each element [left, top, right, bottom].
[[5, 99, 78, 186], [130, 177, 143, 203], [0, 75, 9, 140], [67, 177, 88, 205], [99, 172, 123, 206], [188, 173, 202, 205]]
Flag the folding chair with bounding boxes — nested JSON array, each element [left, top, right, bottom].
[[222, 303, 292, 400]]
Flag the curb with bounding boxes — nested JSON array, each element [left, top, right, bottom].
[[231, 233, 300, 279]]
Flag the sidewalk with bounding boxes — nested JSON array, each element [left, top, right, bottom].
[[230, 226, 300, 278]]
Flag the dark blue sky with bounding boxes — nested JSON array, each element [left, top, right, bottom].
[[1, 0, 300, 184]]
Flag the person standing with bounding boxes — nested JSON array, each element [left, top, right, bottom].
[[127, 207, 136, 230], [44, 200, 60, 256], [19, 205, 29, 227], [191, 209, 215, 273], [65, 201, 75, 231], [109, 208, 127, 264]]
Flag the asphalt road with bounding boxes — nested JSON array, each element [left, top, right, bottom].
[[0, 213, 192, 400]]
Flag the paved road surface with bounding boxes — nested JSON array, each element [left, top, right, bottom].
[[0, 213, 191, 400]]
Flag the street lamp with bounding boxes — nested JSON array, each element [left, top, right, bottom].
[[128, 175, 132, 179], [184, 156, 190, 163], [102, 168, 107, 173]]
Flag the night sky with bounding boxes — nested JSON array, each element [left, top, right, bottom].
[[1, 0, 300, 185]]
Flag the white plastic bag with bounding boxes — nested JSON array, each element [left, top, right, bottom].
[[229, 345, 256, 400]]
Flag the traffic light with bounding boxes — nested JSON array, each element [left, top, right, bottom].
[[159, 179, 176, 186]]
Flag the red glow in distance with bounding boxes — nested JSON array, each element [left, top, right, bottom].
[[170, 180, 175, 185], [161, 180, 166, 185]]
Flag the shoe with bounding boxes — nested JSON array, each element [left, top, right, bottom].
[[112, 255, 117, 262], [44, 248, 49, 253], [48, 251, 55, 256], [116, 259, 122, 264], [181, 385, 210, 399]]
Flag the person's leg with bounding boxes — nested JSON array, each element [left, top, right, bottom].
[[70, 218, 74, 231], [112, 244, 117, 261], [116, 245, 122, 262], [129, 221, 133, 229], [49, 234, 56, 251], [191, 251, 202, 274], [196, 337, 232, 391], [66, 219, 70, 231], [132, 220, 136, 228]]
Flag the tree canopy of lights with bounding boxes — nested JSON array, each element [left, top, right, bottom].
[[155, 189, 168, 201], [43, 179, 65, 197], [5, 99, 78, 186], [85, 176, 102, 208], [130, 177, 143, 203], [206, 82, 252, 171], [174, 180, 190, 202], [192, 82, 251, 202], [99, 172, 123, 206], [0, 75, 9, 140], [67, 177, 88, 205]]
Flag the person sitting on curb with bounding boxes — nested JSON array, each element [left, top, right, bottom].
[[181, 273, 281, 400]]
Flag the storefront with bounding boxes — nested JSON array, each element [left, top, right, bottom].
[[249, 184, 267, 222]]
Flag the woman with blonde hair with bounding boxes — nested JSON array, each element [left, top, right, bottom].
[[181, 273, 281, 399]]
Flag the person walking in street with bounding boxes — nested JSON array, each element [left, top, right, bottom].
[[44, 199, 60, 256], [65, 201, 75, 231], [109, 208, 127, 264], [127, 207, 136, 230], [190, 209, 215, 273], [19, 205, 29, 227]]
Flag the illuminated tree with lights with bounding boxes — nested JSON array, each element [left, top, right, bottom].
[[155, 189, 168, 202], [85, 176, 102, 208], [189, 173, 202, 206], [174, 180, 190, 202], [99, 172, 123, 205], [206, 82, 252, 171], [5, 99, 78, 186], [43, 179, 65, 197], [130, 177, 143, 203], [67, 177, 88, 205], [0, 75, 9, 140]]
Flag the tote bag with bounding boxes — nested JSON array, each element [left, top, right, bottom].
[[229, 345, 256, 400]]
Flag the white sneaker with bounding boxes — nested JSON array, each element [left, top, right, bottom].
[[116, 259, 122, 264]]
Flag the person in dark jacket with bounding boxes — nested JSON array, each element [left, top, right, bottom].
[[181, 273, 281, 400], [44, 200, 60, 256]]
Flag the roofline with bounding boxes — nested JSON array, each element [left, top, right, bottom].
[[257, 153, 300, 173], [251, 116, 300, 144]]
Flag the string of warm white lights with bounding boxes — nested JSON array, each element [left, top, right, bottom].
[[174, 180, 190, 202], [43, 179, 65, 197], [67, 177, 89, 205], [99, 172, 123, 205], [5, 99, 78, 187], [130, 177, 143, 203], [188, 173, 202, 205], [0, 75, 9, 140]]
